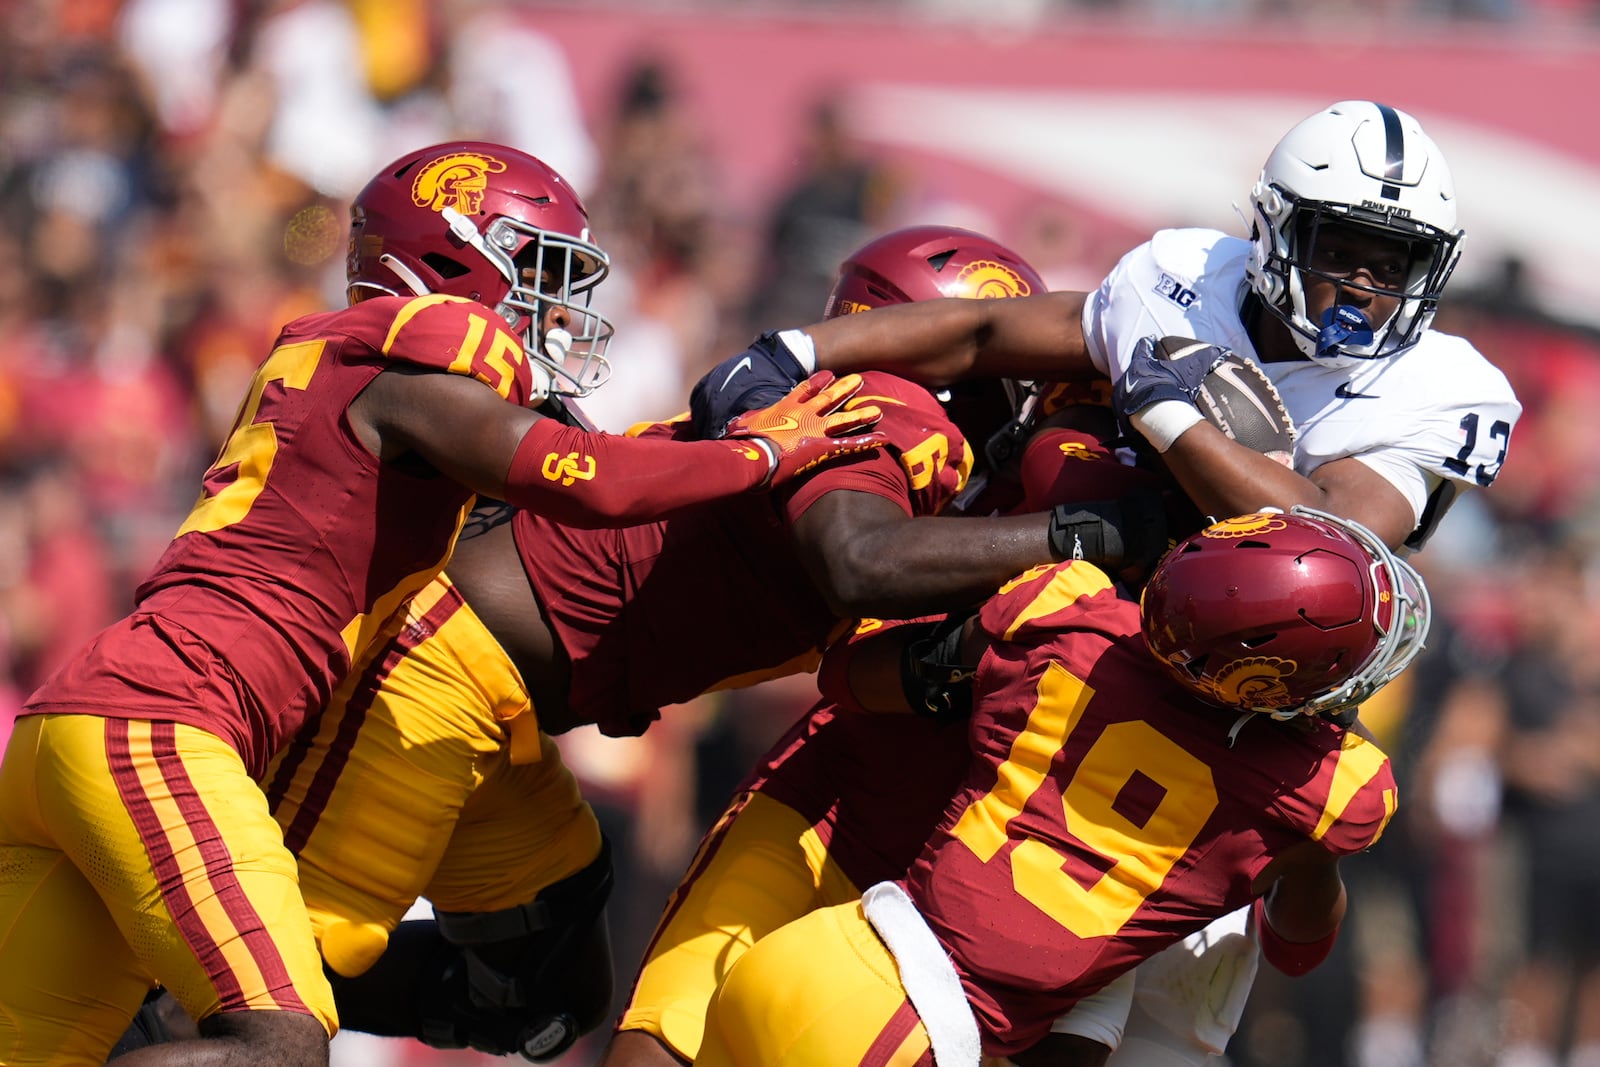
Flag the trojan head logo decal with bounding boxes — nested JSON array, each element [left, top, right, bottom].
[[1202, 513, 1289, 540], [1206, 656, 1299, 710], [412, 151, 508, 216], [953, 260, 1033, 300]]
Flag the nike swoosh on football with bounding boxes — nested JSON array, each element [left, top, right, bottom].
[[719, 355, 755, 391], [1334, 382, 1380, 399]]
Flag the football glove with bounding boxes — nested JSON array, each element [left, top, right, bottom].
[[689, 332, 810, 439], [1047, 489, 1170, 578], [1112, 336, 1229, 448], [900, 615, 978, 722], [724, 371, 885, 490]]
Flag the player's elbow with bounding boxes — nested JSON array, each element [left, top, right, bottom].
[[807, 540, 912, 618]]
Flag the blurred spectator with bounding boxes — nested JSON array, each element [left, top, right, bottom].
[[580, 58, 723, 430], [441, 0, 599, 195], [742, 94, 907, 332], [1491, 541, 1600, 1067], [250, 0, 384, 197], [116, 0, 236, 140]]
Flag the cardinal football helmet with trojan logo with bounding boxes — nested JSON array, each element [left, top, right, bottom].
[[1244, 101, 1463, 366], [1140, 506, 1430, 720], [822, 224, 1044, 317], [347, 141, 614, 399], [824, 225, 1048, 478]]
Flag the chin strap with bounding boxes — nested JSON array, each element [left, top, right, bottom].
[[377, 253, 433, 298]]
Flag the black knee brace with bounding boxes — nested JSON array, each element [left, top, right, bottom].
[[329, 836, 615, 1062]]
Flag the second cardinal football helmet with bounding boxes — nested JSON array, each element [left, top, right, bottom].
[[824, 225, 1048, 478], [1244, 101, 1463, 366], [347, 141, 614, 399], [1140, 506, 1430, 720], [823, 224, 1044, 316]]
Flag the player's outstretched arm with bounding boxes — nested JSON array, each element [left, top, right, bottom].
[[794, 490, 1055, 618], [804, 290, 1097, 386], [690, 294, 1096, 436], [360, 368, 884, 528]]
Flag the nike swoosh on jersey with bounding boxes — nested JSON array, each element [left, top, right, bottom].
[[719, 355, 755, 391], [1334, 382, 1380, 399]]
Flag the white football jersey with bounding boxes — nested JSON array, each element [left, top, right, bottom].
[[1081, 228, 1522, 549]]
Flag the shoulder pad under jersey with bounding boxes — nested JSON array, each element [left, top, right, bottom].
[[347, 294, 540, 406]]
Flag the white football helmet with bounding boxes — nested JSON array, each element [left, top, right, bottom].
[[1244, 101, 1463, 366]]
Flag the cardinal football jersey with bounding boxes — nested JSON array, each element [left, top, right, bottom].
[[907, 558, 1397, 1055], [517, 370, 972, 737], [25, 294, 540, 775]]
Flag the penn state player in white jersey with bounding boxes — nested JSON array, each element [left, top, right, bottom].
[[1084, 99, 1518, 555], [1032, 100, 1519, 1067], [703, 100, 1519, 556], [687, 100, 1520, 1066]]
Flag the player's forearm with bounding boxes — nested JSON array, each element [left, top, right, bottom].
[[806, 291, 1096, 386], [500, 419, 767, 526], [1256, 869, 1347, 976], [1161, 424, 1418, 548], [1159, 422, 1327, 520], [808, 513, 1054, 618]]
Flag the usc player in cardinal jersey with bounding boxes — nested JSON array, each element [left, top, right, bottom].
[[0, 141, 885, 1066], [244, 225, 1148, 1062], [683, 99, 1520, 1065], [695, 508, 1427, 1067]]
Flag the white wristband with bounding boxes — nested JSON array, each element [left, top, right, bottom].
[[748, 436, 779, 490], [1130, 400, 1204, 453]]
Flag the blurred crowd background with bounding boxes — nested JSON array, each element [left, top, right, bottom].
[[3, 1, 1600, 1065]]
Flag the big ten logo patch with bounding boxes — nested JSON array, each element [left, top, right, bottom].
[[1154, 273, 1199, 309]]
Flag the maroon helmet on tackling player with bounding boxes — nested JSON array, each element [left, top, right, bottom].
[[822, 224, 1045, 317], [347, 141, 614, 398], [824, 225, 1048, 480], [1140, 506, 1430, 720]]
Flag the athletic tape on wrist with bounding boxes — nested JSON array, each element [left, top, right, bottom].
[[1130, 399, 1204, 453]]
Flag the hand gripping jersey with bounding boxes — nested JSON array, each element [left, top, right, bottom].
[[908, 559, 1397, 1057], [517, 370, 972, 738], [1081, 228, 1521, 548], [25, 294, 539, 775]]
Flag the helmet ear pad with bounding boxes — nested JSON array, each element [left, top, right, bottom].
[[1245, 181, 1288, 308]]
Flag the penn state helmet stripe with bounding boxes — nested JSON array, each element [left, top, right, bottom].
[[1377, 102, 1404, 200]]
